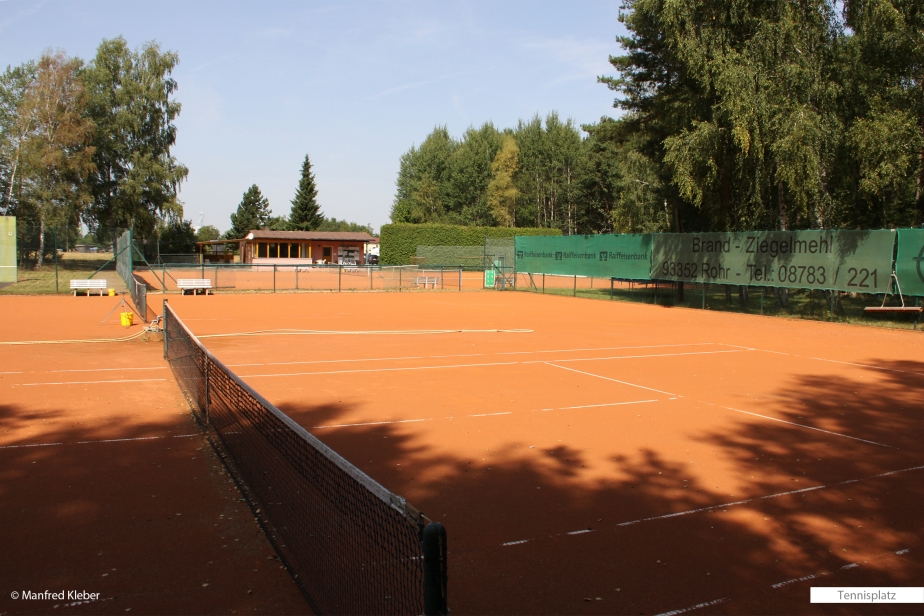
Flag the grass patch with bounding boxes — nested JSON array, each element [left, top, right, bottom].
[[0, 252, 128, 295]]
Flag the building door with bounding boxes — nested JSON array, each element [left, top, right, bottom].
[[322, 246, 332, 264]]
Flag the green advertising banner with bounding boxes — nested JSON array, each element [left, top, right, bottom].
[[515, 234, 651, 279], [650, 230, 896, 292], [895, 229, 924, 297], [0, 216, 15, 284]]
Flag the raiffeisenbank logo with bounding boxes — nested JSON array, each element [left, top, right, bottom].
[[517, 250, 524, 259], [554, 251, 563, 261], [599, 252, 608, 262]]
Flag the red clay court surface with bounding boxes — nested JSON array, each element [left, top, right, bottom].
[[3, 290, 923, 615]]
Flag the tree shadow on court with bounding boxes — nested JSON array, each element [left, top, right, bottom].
[[0, 401, 309, 616], [268, 360, 924, 616]]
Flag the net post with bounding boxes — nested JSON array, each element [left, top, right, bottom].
[[204, 359, 210, 426], [162, 299, 169, 359], [422, 522, 448, 616]]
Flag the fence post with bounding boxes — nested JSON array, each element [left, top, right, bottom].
[[458, 266, 462, 291], [338, 264, 342, 292], [296, 265, 299, 290], [542, 273, 545, 294], [273, 264, 276, 293], [399, 266, 402, 290], [440, 266, 444, 290], [702, 283, 706, 309], [610, 278, 613, 300], [760, 288, 764, 314], [370, 266, 373, 290], [573, 275, 576, 297], [53, 225, 59, 294]]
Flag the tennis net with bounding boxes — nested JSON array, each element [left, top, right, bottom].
[[162, 301, 447, 615]]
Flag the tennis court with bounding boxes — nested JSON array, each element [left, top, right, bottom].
[[1, 290, 921, 615], [163, 291, 923, 615]]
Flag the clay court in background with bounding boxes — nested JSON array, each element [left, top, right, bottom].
[[2, 290, 922, 615]]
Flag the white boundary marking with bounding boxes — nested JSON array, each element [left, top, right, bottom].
[[501, 465, 924, 546], [544, 362, 681, 397], [0, 434, 197, 449], [496, 343, 716, 355], [16, 378, 167, 387], [655, 597, 729, 616], [49, 366, 166, 373], [17, 378, 167, 387], [228, 355, 425, 368], [311, 418, 431, 429], [240, 361, 520, 378], [526, 349, 748, 364], [721, 405, 894, 448], [721, 343, 924, 377], [553, 400, 658, 410]]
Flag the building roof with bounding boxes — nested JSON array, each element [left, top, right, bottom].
[[246, 230, 375, 242]]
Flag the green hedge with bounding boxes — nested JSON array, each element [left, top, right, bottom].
[[380, 224, 562, 265]]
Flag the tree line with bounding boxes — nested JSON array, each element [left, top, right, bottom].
[[0, 38, 187, 265], [393, 0, 923, 234]]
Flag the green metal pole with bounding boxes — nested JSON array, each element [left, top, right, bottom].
[[54, 225, 58, 294]]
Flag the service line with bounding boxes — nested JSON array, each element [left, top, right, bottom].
[[543, 362, 681, 397], [0, 433, 197, 450], [500, 465, 924, 547]]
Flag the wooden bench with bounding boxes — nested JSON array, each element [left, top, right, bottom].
[[864, 306, 922, 313], [177, 278, 213, 295], [415, 276, 439, 289], [70, 279, 108, 296]]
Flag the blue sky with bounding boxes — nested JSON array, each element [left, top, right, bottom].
[[2, 1, 627, 233]]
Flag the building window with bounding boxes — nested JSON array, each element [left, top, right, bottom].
[[257, 242, 268, 258], [288, 243, 299, 258]]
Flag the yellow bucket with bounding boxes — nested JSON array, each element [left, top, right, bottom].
[[108, 289, 115, 296], [120, 311, 134, 327]]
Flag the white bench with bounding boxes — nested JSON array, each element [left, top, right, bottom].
[[415, 276, 439, 289], [177, 278, 213, 295], [70, 279, 108, 296]]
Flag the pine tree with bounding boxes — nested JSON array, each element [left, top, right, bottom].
[[227, 184, 271, 239], [289, 154, 323, 230]]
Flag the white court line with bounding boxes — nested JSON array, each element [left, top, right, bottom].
[[17, 378, 167, 386], [496, 343, 716, 355], [470, 412, 512, 417], [311, 418, 431, 429], [657, 548, 911, 616], [526, 349, 748, 364], [0, 433, 197, 450], [721, 405, 894, 448], [239, 361, 519, 378], [228, 356, 425, 368], [544, 362, 681, 397], [722, 343, 924, 377], [48, 366, 166, 373], [554, 400, 658, 410], [0, 371, 23, 374], [655, 597, 729, 616], [502, 465, 924, 544]]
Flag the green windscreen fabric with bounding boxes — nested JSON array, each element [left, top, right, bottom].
[[0, 216, 15, 283], [650, 230, 896, 292], [515, 234, 651, 279], [895, 229, 924, 296]]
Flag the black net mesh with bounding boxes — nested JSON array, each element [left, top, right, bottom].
[[163, 302, 428, 615]]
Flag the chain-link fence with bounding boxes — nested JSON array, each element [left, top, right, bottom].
[[0, 224, 129, 295], [511, 272, 923, 329]]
